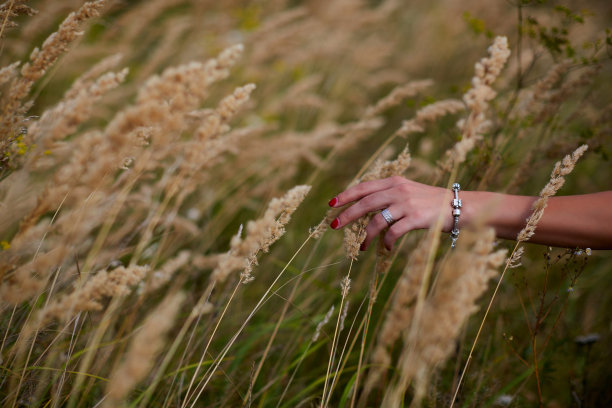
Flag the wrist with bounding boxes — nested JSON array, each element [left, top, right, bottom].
[[459, 191, 537, 240]]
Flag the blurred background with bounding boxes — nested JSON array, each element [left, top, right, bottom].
[[1, 0, 611, 407]]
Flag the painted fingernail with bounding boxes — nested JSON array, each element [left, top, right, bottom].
[[330, 218, 340, 229], [328, 197, 338, 207]]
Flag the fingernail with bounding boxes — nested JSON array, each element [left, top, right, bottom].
[[328, 197, 338, 207], [330, 218, 340, 229]]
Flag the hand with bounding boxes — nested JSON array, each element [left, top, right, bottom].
[[328, 176, 453, 251]]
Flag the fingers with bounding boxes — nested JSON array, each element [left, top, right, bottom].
[[329, 176, 406, 207], [360, 205, 403, 250], [332, 190, 395, 229], [383, 218, 415, 250], [327, 176, 426, 251]]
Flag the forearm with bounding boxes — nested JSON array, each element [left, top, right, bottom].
[[461, 191, 612, 249]]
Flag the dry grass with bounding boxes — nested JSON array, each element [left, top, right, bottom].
[[0, 0, 611, 407]]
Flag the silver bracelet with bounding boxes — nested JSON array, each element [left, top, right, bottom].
[[450, 183, 462, 248]]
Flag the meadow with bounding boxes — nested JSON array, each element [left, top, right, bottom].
[[0, 0, 611, 406]]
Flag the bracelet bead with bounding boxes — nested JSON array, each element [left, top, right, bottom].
[[450, 183, 462, 248]]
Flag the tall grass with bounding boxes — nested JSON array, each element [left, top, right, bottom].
[[1, 0, 611, 406]]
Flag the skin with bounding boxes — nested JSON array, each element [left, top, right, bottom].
[[328, 176, 612, 251]]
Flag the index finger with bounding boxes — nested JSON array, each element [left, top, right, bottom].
[[330, 176, 404, 207]]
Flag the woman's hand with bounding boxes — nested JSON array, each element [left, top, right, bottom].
[[328, 176, 453, 251]]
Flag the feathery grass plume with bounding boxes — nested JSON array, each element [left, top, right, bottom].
[[339, 299, 350, 332], [313, 305, 335, 342], [0, 61, 20, 86], [103, 43, 243, 155], [17, 45, 244, 243], [141, 251, 190, 294], [506, 246, 525, 269], [517, 144, 588, 242], [36, 265, 149, 325], [343, 216, 369, 260], [236, 121, 363, 187], [385, 227, 507, 406], [0, 245, 69, 304], [248, 6, 308, 44], [394, 99, 465, 138], [104, 291, 185, 407], [364, 79, 433, 118], [528, 60, 571, 108], [341, 275, 351, 297], [211, 185, 311, 284], [365, 233, 430, 391], [361, 146, 411, 183], [330, 117, 385, 156], [0, 0, 105, 155], [182, 84, 256, 171], [26, 68, 129, 160], [63, 53, 124, 100], [440, 36, 510, 169], [115, 0, 183, 44], [136, 43, 243, 112], [0, 0, 37, 35], [310, 209, 339, 240], [533, 65, 600, 124], [214, 83, 256, 122], [151, 82, 256, 217], [14, 129, 107, 237], [265, 73, 326, 113]]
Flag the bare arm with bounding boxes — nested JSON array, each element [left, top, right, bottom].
[[329, 176, 612, 250], [463, 190, 612, 249]]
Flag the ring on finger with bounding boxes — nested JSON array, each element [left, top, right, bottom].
[[381, 208, 395, 225]]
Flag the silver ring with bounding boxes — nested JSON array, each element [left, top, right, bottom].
[[381, 208, 395, 225]]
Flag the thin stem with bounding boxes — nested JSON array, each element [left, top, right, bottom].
[[533, 336, 543, 407], [321, 259, 354, 407], [187, 234, 313, 407], [449, 241, 520, 408], [350, 274, 377, 408]]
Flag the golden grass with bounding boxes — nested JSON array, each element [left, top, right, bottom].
[[0, 1, 610, 407]]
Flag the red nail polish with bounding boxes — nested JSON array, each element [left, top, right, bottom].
[[328, 197, 338, 207], [330, 218, 339, 229]]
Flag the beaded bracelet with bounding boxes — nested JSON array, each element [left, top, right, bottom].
[[450, 183, 462, 248]]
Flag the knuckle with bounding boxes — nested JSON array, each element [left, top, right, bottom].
[[352, 184, 364, 196], [389, 175, 405, 184], [396, 182, 412, 194]]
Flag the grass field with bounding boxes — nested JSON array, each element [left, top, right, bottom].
[[1, 0, 611, 406]]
